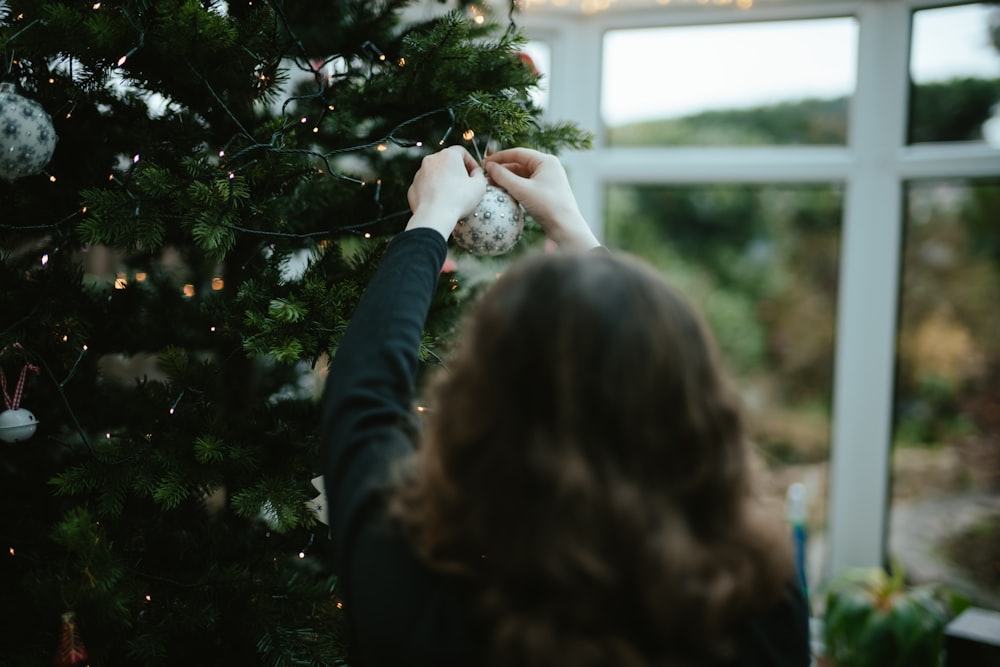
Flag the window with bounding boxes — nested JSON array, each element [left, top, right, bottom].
[[909, 3, 1000, 145], [519, 0, 1000, 589], [602, 18, 859, 146], [606, 182, 842, 588], [521, 41, 552, 111], [890, 178, 1000, 606]]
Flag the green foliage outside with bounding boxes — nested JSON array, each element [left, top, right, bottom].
[[607, 77, 999, 147], [606, 77, 1000, 607], [896, 181, 1000, 452], [909, 77, 1000, 143], [606, 181, 842, 463], [608, 96, 849, 146], [605, 78, 1000, 473]]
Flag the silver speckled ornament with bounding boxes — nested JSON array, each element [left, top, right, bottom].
[[453, 185, 524, 256], [0, 83, 58, 181]]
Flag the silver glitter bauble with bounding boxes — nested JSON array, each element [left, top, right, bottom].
[[0, 83, 58, 181], [453, 185, 524, 256]]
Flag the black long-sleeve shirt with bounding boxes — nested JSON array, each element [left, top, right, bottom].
[[320, 228, 811, 667]]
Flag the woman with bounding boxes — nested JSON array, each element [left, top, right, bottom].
[[320, 146, 810, 666]]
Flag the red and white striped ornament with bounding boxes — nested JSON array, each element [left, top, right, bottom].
[[54, 611, 88, 667]]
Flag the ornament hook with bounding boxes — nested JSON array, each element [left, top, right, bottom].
[[0, 343, 39, 410]]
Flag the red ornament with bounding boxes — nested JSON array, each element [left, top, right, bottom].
[[440, 254, 458, 273], [54, 612, 88, 667], [516, 51, 539, 76]]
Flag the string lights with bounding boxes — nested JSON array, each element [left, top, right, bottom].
[[1, 0, 534, 577], [297, 533, 315, 559], [0, 0, 512, 247], [168, 391, 184, 415]]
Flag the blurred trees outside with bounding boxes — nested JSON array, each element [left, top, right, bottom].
[[607, 77, 999, 147], [606, 182, 842, 466], [605, 73, 1000, 601], [604, 74, 1000, 486]]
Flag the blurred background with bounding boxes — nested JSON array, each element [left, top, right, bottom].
[[457, 0, 1000, 607]]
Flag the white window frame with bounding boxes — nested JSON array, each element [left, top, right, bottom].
[[518, 0, 1000, 578]]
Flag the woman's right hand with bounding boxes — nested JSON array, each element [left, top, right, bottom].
[[406, 145, 487, 241], [483, 148, 600, 251]]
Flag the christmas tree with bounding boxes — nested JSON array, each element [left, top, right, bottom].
[[0, 1, 589, 664]]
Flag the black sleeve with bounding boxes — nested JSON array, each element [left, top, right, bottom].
[[320, 228, 474, 666], [736, 581, 813, 667]]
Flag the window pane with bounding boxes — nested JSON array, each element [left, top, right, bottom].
[[521, 41, 551, 112], [602, 19, 858, 146], [605, 183, 843, 591], [909, 3, 1000, 145], [890, 179, 1000, 607]]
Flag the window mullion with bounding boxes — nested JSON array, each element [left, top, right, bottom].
[[900, 144, 1000, 180], [594, 147, 852, 183], [827, 0, 911, 575]]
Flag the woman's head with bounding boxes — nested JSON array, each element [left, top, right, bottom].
[[397, 250, 792, 665], [413, 250, 750, 538]]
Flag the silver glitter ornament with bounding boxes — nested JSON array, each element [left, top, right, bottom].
[[453, 185, 525, 256], [0, 83, 58, 181]]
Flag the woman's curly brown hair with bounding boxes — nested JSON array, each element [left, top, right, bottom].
[[393, 250, 794, 667]]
